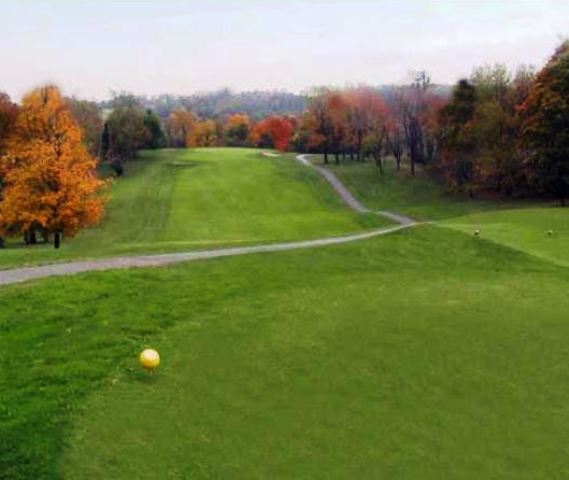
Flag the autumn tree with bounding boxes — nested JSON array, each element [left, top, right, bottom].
[[520, 41, 569, 205], [325, 93, 350, 164], [305, 92, 333, 163], [344, 89, 387, 162], [468, 64, 525, 195], [362, 120, 389, 172], [165, 109, 196, 147], [0, 86, 106, 248], [67, 97, 103, 158], [401, 72, 433, 175], [356, 92, 390, 170], [189, 119, 218, 147], [0, 92, 19, 157], [225, 113, 251, 146], [250, 116, 294, 151], [0, 92, 19, 248], [387, 118, 404, 171]]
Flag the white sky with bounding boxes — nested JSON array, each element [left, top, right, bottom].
[[2, 0, 568, 100]]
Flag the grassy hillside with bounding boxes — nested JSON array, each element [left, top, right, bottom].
[[319, 157, 543, 220], [2, 226, 569, 479], [0, 149, 384, 269]]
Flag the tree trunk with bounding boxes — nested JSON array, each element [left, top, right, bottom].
[[335, 152, 340, 165], [0, 237, 4, 249], [375, 154, 383, 173], [54, 232, 61, 249], [323, 145, 328, 164]]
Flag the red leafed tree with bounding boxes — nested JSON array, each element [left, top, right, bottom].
[[345, 88, 388, 162], [250, 116, 294, 151]]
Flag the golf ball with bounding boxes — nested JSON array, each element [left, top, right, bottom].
[[139, 348, 160, 370]]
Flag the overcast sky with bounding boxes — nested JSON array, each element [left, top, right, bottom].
[[2, 0, 568, 100]]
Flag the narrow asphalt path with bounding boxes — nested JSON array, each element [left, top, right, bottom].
[[0, 224, 415, 286], [296, 154, 416, 226], [0, 155, 418, 286]]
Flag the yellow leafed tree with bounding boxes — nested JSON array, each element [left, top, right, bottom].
[[0, 86, 107, 248]]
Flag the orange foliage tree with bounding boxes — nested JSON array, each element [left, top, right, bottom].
[[189, 119, 219, 147], [0, 86, 106, 248], [250, 116, 294, 151], [225, 113, 251, 145], [0, 92, 19, 157], [165, 109, 196, 148]]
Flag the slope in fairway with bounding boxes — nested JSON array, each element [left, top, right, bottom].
[[0, 148, 384, 269], [443, 207, 569, 267], [3, 227, 568, 479]]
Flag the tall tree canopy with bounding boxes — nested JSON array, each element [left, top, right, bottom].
[[520, 41, 569, 205], [66, 97, 103, 159], [225, 113, 251, 146], [0, 92, 19, 157], [165, 109, 196, 148], [250, 116, 294, 151], [0, 86, 106, 248], [102, 94, 150, 174]]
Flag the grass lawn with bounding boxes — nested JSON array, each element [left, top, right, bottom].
[[315, 156, 545, 220], [442, 207, 569, 267], [0, 148, 384, 269], [2, 226, 569, 479]]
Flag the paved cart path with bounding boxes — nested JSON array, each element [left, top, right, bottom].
[[0, 154, 418, 286], [0, 224, 416, 286], [296, 154, 416, 225]]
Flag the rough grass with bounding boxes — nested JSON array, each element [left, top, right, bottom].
[[0, 148, 384, 269], [2, 227, 569, 479], [316, 156, 544, 220]]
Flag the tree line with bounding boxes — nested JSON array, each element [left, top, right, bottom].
[[298, 42, 569, 205], [1, 40, 567, 248]]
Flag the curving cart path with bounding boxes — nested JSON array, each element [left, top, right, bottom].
[[296, 154, 416, 225], [0, 155, 417, 286]]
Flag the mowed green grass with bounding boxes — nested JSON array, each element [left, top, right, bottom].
[[443, 207, 569, 267], [317, 156, 543, 220], [3, 226, 569, 479], [0, 148, 383, 269]]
